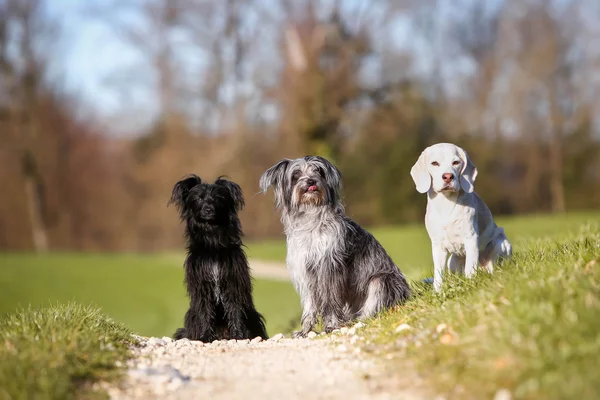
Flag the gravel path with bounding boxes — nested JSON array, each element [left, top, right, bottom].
[[248, 259, 290, 281], [104, 324, 426, 400]]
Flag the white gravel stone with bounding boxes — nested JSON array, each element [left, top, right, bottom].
[[148, 337, 166, 346], [251, 336, 263, 344], [307, 331, 318, 339], [271, 333, 284, 342], [340, 327, 349, 335], [353, 322, 366, 330], [494, 389, 512, 400], [395, 323, 412, 333], [336, 344, 348, 352]]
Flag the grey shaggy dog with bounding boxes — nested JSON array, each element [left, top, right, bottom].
[[260, 155, 411, 337]]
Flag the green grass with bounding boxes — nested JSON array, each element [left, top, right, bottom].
[[246, 211, 600, 280], [0, 303, 133, 400], [0, 253, 300, 338], [362, 223, 600, 399]]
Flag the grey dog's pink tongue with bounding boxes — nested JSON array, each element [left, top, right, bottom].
[[308, 185, 317, 192]]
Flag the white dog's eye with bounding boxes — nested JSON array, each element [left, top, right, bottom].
[[453, 161, 460, 166], [431, 161, 439, 167]]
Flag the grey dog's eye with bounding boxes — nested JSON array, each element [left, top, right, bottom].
[[453, 161, 460, 166], [291, 170, 302, 182], [431, 161, 439, 167]]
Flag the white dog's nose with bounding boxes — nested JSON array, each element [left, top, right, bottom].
[[442, 173, 454, 183]]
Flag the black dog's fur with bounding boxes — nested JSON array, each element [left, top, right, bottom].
[[169, 175, 268, 342]]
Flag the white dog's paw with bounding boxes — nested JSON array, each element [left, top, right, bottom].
[[465, 265, 477, 279]]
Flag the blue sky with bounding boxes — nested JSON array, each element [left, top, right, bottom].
[[46, 0, 142, 118]]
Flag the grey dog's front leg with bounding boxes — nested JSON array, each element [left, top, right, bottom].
[[321, 272, 347, 332], [293, 294, 318, 338]]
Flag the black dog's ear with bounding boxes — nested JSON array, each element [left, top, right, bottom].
[[215, 177, 245, 211], [259, 159, 291, 193], [168, 174, 202, 211]]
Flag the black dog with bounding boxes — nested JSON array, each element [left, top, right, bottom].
[[169, 175, 268, 342]]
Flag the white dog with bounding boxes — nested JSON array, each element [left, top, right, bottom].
[[410, 143, 512, 292]]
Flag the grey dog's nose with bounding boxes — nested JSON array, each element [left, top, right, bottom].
[[306, 178, 316, 186], [442, 173, 454, 183]]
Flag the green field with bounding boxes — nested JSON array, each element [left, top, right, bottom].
[[0, 253, 300, 338]]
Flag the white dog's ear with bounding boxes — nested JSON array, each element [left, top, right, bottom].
[[410, 150, 431, 194], [457, 147, 478, 193]]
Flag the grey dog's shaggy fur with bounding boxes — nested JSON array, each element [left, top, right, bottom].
[[260, 155, 411, 337]]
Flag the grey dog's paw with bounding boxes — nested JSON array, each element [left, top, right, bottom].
[[292, 330, 308, 339]]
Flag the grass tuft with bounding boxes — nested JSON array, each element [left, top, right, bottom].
[[364, 225, 600, 399], [0, 302, 134, 400]]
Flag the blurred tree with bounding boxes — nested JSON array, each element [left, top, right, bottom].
[[277, 0, 380, 162], [0, 0, 56, 251]]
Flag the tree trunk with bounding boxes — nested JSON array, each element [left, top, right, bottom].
[[548, 133, 566, 213], [24, 175, 48, 252]]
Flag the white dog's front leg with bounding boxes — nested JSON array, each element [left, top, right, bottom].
[[464, 237, 479, 278], [432, 244, 448, 292]]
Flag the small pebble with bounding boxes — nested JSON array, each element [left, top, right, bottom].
[[161, 336, 174, 343], [336, 344, 348, 352], [435, 323, 448, 334], [340, 327, 349, 335], [307, 331, 318, 339], [353, 322, 366, 329], [395, 323, 412, 333], [251, 336, 263, 344], [271, 333, 284, 342], [494, 389, 512, 400], [148, 337, 166, 346], [347, 327, 356, 336]]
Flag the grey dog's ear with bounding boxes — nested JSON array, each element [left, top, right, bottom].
[[312, 155, 342, 190], [259, 159, 291, 193], [410, 150, 431, 194], [456, 146, 478, 194]]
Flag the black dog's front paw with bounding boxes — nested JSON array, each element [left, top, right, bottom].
[[229, 327, 251, 340], [173, 327, 187, 340]]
